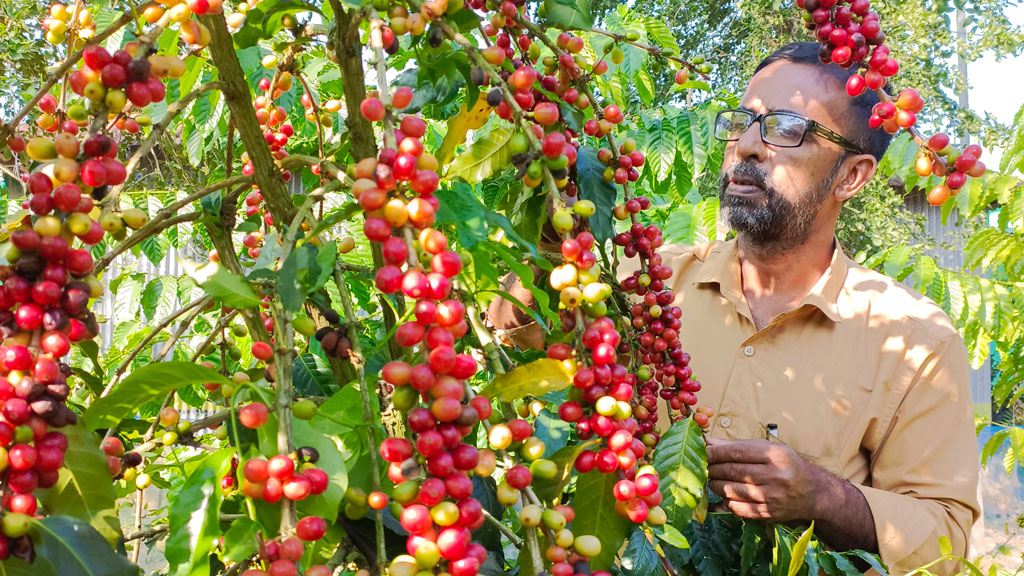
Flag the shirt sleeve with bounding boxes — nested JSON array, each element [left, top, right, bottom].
[[854, 334, 980, 576]]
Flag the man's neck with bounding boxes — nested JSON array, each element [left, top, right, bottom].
[[736, 231, 836, 329]]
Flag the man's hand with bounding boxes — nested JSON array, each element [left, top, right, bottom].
[[706, 437, 878, 553], [706, 438, 828, 523]]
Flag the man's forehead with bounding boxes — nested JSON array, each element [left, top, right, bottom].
[[739, 62, 843, 122]]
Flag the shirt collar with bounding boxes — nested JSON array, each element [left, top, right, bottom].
[[690, 237, 850, 323]]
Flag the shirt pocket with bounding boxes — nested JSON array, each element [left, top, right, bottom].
[[765, 420, 846, 476]]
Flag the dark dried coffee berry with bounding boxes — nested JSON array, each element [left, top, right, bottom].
[[322, 309, 340, 324], [428, 25, 444, 48], [470, 66, 487, 86], [298, 446, 320, 463], [486, 88, 503, 107]]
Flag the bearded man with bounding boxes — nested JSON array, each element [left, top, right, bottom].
[[488, 42, 980, 574]]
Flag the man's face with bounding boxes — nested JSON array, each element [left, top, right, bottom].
[[718, 62, 851, 252]]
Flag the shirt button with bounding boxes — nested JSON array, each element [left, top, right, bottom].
[[743, 345, 755, 357], [720, 417, 732, 428]]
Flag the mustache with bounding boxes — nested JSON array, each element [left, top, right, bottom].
[[719, 162, 769, 191]]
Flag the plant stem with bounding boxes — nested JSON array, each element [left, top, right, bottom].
[[130, 488, 145, 563], [465, 302, 507, 375], [332, 266, 387, 575], [523, 525, 546, 575], [198, 11, 293, 226], [269, 299, 296, 535]]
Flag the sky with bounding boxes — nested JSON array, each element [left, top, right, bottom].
[[964, 3, 1024, 173]]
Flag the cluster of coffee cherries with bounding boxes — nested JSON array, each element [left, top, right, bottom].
[[866, 87, 922, 133], [802, 0, 989, 203], [921, 135, 986, 206], [610, 468, 667, 524], [246, 73, 299, 183], [0, 141, 118, 559], [355, 87, 496, 576], [138, 0, 224, 48], [537, 215, 669, 531], [299, 91, 341, 129], [100, 435, 144, 484], [613, 212, 707, 425], [597, 138, 645, 186], [466, 24, 612, 196], [797, 0, 893, 71], [380, 0, 456, 51], [238, 447, 329, 505], [514, 502, 607, 576], [69, 44, 177, 116], [238, 517, 330, 576], [41, 2, 97, 47], [313, 311, 353, 361], [546, 255, 670, 523], [239, 72, 304, 242], [17, 123, 146, 242]]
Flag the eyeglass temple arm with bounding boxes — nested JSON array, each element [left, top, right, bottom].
[[809, 123, 862, 153]]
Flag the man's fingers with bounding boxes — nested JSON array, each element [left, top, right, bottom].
[[726, 500, 772, 520], [706, 439, 773, 465], [707, 462, 765, 483], [708, 481, 766, 503]]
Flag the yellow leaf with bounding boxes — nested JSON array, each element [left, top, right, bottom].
[[5, 209, 28, 229], [787, 522, 815, 576], [480, 358, 575, 402], [436, 94, 493, 167]]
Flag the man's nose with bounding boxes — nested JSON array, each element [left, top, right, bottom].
[[732, 120, 769, 163]]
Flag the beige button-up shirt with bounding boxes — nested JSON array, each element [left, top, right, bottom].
[[640, 239, 980, 574]]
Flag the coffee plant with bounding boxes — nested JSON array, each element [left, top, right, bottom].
[[0, 0, 1015, 575]]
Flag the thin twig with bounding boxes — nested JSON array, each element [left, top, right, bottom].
[[483, 509, 524, 548], [99, 297, 212, 398], [107, 81, 226, 206], [103, 300, 211, 441], [124, 514, 246, 542], [587, 28, 710, 80]]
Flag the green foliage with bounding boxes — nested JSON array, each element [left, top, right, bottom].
[[37, 424, 120, 546], [166, 449, 234, 576], [182, 260, 261, 309], [572, 470, 632, 570], [652, 418, 708, 532], [2, 517, 140, 576]]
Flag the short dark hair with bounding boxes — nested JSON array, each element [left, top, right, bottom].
[[753, 42, 893, 162]]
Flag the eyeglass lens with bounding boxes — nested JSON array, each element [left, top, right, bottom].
[[715, 110, 809, 147]]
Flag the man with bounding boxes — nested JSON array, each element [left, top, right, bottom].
[[489, 42, 979, 574]]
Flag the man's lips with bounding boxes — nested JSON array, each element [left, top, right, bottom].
[[726, 178, 765, 197]]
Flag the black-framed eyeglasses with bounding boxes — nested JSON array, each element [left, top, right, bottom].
[[714, 108, 864, 155]]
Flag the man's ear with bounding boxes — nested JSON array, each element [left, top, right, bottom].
[[834, 154, 877, 202]]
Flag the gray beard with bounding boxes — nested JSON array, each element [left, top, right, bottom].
[[717, 158, 844, 256]]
